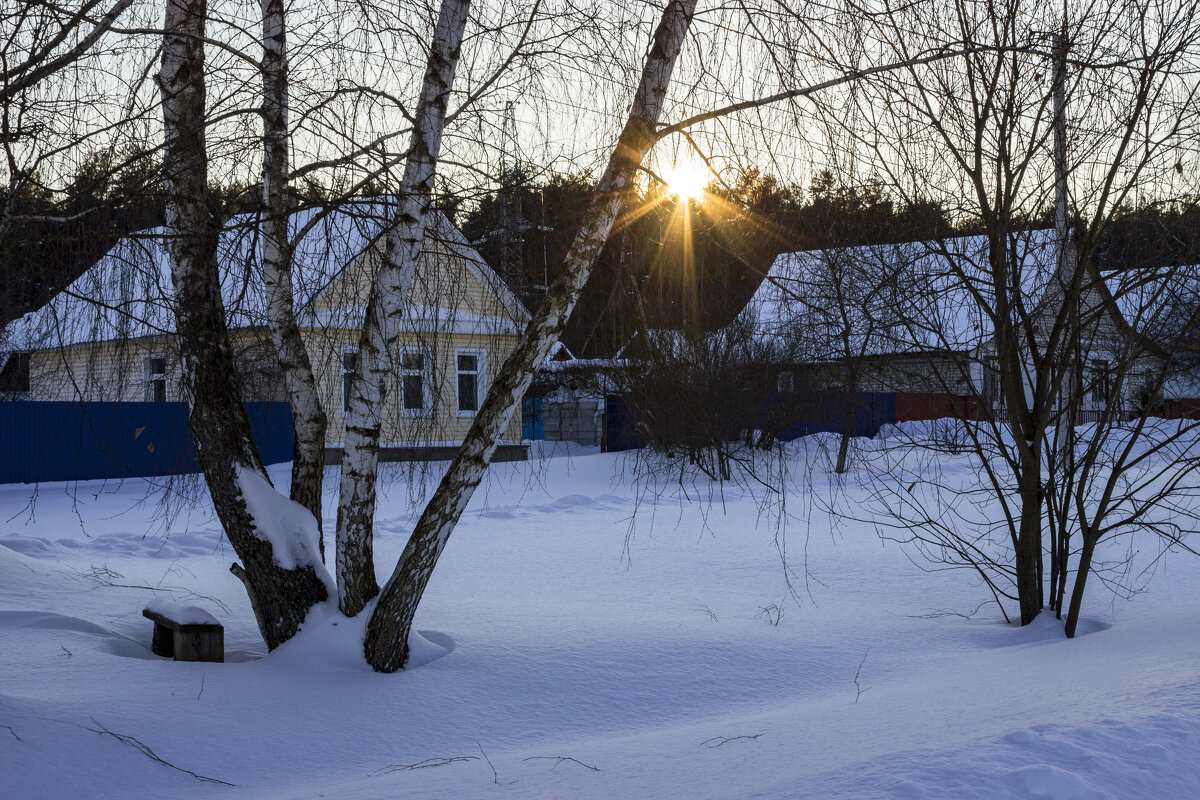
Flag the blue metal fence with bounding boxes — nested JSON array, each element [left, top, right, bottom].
[[773, 391, 896, 441], [601, 391, 898, 453], [604, 395, 641, 452], [521, 396, 544, 440], [0, 401, 294, 484]]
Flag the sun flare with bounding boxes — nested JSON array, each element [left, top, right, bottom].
[[663, 160, 709, 202]]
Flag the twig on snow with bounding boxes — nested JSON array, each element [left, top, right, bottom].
[[757, 602, 784, 626], [523, 755, 600, 771], [86, 718, 234, 786], [476, 742, 517, 786], [700, 734, 763, 748], [196, 673, 205, 700], [375, 756, 479, 774], [854, 649, 870, 703], [2, 724, 22, 742], [910, 601, 991, 620]]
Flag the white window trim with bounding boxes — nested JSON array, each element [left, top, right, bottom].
[[401, 347, 434, 418], [341, 346, 358, 416], [143, 353, 167, 402], [455, 348, 486, 418]]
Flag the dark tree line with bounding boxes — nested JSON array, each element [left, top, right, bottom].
[[461, 168, 963, 357]]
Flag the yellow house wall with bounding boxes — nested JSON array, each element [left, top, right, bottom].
[[304, 326, 523, 445], [313, 237, 510, 321], [28, 330, 285, 404], [29, 328, 524, 445], [30, 337, 183, 402]]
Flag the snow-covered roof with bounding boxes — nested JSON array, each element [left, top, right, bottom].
[[3, 199, 528, 353], [1104, 263, 1200, 347], [741, 230, 1064, 359], [1163, 367, 1200, 401]]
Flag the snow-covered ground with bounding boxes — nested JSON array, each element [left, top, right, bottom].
[[3, 437, 1200, 799]]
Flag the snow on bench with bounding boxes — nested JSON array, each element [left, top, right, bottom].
[[143, 600, 223, 663]]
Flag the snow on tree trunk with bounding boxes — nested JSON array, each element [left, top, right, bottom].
[[259, 0, 329, 557], [159, 0, 328, 650], [334, 0, 472, 616], [363, 0, 699, 673]]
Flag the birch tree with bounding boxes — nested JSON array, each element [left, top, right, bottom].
[[159, 0, 328, 649], [363, 0, 700, 672], [334, 0, 473, 616], [258, 0, 329, 554]]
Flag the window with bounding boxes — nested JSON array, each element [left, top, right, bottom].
[[401, 349, 432, 417], [982, 356, 1000, 409], [777, 370, 794, 393], [341, 348, 358, 414], [143, 355, 167, 402], [1089, 360, 1111, 406], [456, 349, 485, 416]]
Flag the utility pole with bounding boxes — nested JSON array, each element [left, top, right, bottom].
[[1050, 15, 1078, 614], [475, 101, 550, 309], [497, 101, 526, 302]]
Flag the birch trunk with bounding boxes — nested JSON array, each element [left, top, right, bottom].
[[159, 0, 327, 649], [335, 0, 472, 616], [364, 0, 699, 672], [259, 0, 329, 556]]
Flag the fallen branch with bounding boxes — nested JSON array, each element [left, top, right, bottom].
[[76, 566, 232, 614], [375, 756, 479, 774], [700, 734, 763, 748], [476, 742, 516, 786], [854, 650, 870, 704], [2, 724, 22, 742], [523, 755, 600, 771], [86, 719, 234, 786]]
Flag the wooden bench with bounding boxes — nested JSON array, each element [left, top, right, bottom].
[[143, 601, 224, 663]]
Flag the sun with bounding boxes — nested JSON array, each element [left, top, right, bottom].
[[663, 159, 709, 202]]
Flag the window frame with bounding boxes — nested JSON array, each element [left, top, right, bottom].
[[400, 347, 434, 418], [1087, 359, 1112, 409], [142, 353, 167, 402], [341, 347, 358, 415], [776, 369, 794, 394], [455, 348, 486, 417], [981, 355, 1001, 410]]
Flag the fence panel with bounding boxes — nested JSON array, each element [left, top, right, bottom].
[[775, 391, 897, 441], [0, 401, 293, 484], [604, 395, 641, 452]]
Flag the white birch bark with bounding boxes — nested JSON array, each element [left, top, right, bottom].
[[363, 0, 699, 672], [335, 0, 473, 616], [259, 0, 329, 556], [159, 0, 328, 649]]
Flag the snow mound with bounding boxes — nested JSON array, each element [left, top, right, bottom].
[[236, 466, 329, 581], [1009, 764, 1107, 800], [143, 599, 219, 626]]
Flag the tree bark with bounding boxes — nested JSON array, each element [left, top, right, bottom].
[[334, 0, 473, 616], [259, 0, 329, 558], [990, 231, 1045, 626], [1064, 535, 1097, 638], [363, 0, 699, 673], [159, 0, 327, 649], [1015, 467, 1043, 625]]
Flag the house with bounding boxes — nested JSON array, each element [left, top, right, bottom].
[[2, 199, 532, 462], [525, 342, 612, 447], [737, 229, 1191, 426], [1104, 261, 1200, 419]]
